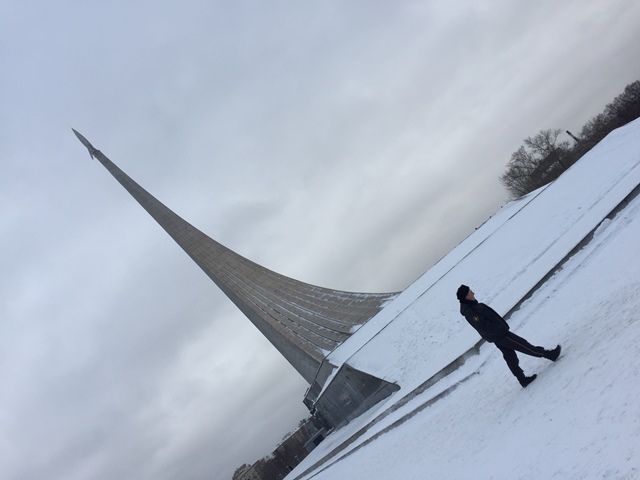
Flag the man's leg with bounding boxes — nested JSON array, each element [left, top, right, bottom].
[[494, 343, 537, 387], [494, 343, 525, 380], [497, 332, 549, 358]]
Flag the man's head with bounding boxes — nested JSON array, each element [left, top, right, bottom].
[[456, 284, 475, 302]]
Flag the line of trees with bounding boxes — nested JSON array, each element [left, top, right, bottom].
[[500, 80, 640, 199]]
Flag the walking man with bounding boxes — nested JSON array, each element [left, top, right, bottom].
[[456, 285, 561, 388]]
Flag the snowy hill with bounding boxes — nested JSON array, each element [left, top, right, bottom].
[[289, 120, 640, 479]]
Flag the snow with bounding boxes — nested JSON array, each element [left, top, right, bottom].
[[288, 120, 640, 479]]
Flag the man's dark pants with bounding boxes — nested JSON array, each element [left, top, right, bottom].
[[493, 332, 548, 380]]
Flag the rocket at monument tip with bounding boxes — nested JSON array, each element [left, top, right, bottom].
[[72, 128, 100, 159]]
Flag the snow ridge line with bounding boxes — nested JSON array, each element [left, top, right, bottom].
[[303, 374, 482, 480], [505, 181, 640, 323], [293, 343, 488, 480]]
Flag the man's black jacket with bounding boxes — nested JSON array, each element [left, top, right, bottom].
[[460, 300, 509, 342]]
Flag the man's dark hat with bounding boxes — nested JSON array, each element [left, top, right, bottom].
[[456, 284, 470, 301]]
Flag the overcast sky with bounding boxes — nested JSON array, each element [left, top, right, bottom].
[[1, 1, 639, 479]]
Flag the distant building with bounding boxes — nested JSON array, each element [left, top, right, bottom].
[[235, 418, 322, 480], [232, 464, 252, 480]]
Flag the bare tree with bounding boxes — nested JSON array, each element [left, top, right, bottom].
[[500, 80, 640, 200], [605, 80, 640, 125], [500, 129, 570, 199], [578, 80, 640, 147], [578, 112, 611, 147], [523, 128, 570, 168]]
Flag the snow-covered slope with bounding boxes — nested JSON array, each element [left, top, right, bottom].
[[327, 119, 640, 392], [291, 119, 640, 479]]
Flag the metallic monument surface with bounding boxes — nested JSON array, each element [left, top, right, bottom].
[[73, 130, 399, 384]]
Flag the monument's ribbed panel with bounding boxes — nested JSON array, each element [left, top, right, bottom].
[[89, 148, 398, 383]]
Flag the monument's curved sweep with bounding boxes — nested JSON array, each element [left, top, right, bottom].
[[72, 129, 398, 385], [77, 121, 640, 436]]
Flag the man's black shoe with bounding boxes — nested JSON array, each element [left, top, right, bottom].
[[547, 345, 562, 361], [519, 374, 537, 388]]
